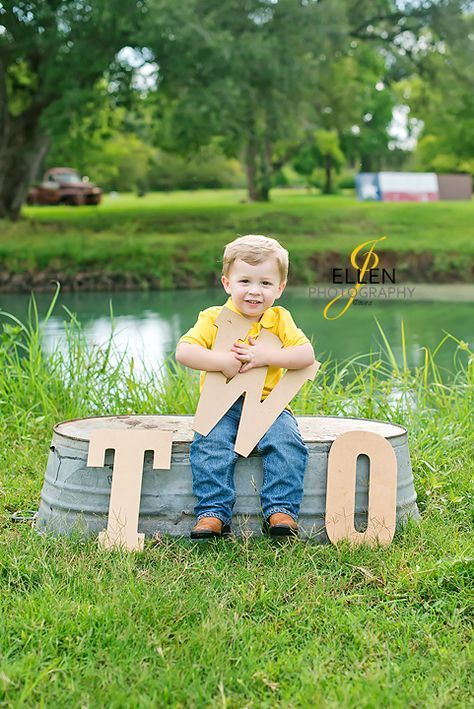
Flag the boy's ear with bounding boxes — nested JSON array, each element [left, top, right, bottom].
[[276, 280, 287, 299], [221, 274, 231, 293]]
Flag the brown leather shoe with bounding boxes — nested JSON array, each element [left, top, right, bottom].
[[266, 512, 299, 538], [190, 516, 231, 540]]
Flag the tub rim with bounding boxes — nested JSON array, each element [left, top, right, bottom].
[[53, 413, 408, 444]]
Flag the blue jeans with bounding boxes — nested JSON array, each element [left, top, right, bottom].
[[190, 397, 308, 525]]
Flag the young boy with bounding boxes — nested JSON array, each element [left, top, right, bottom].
[[175, 235, 315, 540]]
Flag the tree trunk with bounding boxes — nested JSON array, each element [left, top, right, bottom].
[[245, 138, 258, 201], [0, 131, 50, 220], [254, 139, 271, 202], [255, 182, 270, 202], [244, 136, 272, 202], [323, 154, 333, 194], [0, 75, 50, 221], [360, 154, 372, 172]]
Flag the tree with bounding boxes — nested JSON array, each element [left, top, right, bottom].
[[143, 0, 451, 201], [308, 45, 396, 175], [314, 130, 344, 194], [345, 0, 474, 172], [292, 43, 397, 187], [0, 0, 144, 219], [402, 10, 474, 174], [143, 0, 348, 201]]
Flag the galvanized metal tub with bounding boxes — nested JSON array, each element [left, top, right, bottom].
[[36, 415, 420, 541]]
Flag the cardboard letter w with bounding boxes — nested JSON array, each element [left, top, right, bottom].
[[193, 307, 320, 456]]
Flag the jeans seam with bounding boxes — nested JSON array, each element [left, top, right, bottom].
[[260, 448, 268, 520], [266, 507, 296, 521], [227, 454, 237, 521], [197, 512, 228, 525]]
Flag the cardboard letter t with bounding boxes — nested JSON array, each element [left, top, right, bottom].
[[87, 429, 173, 551]]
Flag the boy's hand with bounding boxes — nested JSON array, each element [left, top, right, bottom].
[[220, 351, 243, 380], [231, 336, 272, 373]]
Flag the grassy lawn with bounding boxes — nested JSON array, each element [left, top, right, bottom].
[[0, 299, 472, 705], [1, 190, 473, 286]]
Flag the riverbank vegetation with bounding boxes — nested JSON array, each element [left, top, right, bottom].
[[1, 190, 473, 291], [0, 292, 472, 705]]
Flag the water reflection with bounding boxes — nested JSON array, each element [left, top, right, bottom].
[[1, 285, 472, 377], [41, 311, 177, 375]]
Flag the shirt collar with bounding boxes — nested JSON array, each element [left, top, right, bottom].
[[224, 297, 276, 329]]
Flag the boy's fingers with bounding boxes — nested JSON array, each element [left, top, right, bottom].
[[231, 343, 248, 351]]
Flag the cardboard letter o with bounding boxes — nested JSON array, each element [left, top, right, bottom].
[[325, 430, 397, 547]]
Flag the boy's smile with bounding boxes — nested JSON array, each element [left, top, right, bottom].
[[221, 258, 286, 320]]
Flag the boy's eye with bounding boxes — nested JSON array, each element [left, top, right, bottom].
[[239, 279, 248, 283]]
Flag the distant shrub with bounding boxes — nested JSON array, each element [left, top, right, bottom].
[[271, 169, 289, 187], [148, 144, 245, 191], [337, 173, 356, 189], [309, 169, 323, 189]]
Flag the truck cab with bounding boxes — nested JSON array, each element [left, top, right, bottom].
[[27, 168, 102, 206]]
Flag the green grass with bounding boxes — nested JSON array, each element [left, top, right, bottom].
[[1, 190, 473, 286], [0, 291, 473, 706]]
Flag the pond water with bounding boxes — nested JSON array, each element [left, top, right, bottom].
[[1, 285, 472, 375]]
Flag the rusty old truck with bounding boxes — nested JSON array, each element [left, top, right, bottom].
[[27, 167, 102, 206]]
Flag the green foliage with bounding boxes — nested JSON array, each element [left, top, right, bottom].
[[141, 0, 349, 200], [314, 130, 344, 165], [337, 172, 356, 190], [44, 81, 171, 192], [312, 47, 393, 173], [148, 145, 245, 192], [314, 130, 344, 193], [0, 0, 147, 217], [85, 133, 154, 193], [398, 10, 474, 176], [0, 1, 144, 131], [47, 109, 245, 192], [292, 144, 318, 183], [293, 41, 399, 187], [416, 135, 474, 176]]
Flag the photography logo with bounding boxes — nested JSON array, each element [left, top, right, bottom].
[[309, 236, 415, 320]]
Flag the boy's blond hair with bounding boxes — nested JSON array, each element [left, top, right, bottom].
[[222, 234, 289, 283]]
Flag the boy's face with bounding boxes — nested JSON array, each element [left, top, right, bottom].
[[221, 258, 286, 320]]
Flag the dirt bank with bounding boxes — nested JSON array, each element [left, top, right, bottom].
[[0, 250, 471, 292]]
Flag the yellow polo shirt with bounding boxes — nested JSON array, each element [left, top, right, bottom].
[[178, 297, 309, 401]]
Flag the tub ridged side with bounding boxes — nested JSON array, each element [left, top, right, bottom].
[[36, 416, 420, 541]]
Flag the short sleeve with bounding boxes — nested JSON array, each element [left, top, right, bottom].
[[277, 308, 310, 348], [178, 308, 217, 350]]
